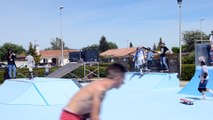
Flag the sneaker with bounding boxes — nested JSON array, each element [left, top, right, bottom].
[[165, 69, 169, 72], [202, 96, 207, 100]]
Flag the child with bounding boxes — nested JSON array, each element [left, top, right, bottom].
[[60, 63, 126, 120], [25, 52, 35, 79], [133, 47, 146, 75], [44, 63, 51, 76], [198, 57, 213, 100], [146, 47, 154, 71]]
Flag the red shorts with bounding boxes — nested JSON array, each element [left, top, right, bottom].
[[60, 110, 82, 120]]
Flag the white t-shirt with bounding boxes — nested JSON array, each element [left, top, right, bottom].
[[45, 64, 51, 72], [201, 65, 209, 80], [25, 55, 35, 67], [137, 50, 145, 60]]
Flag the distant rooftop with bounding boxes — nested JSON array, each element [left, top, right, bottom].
[[100, 47, 137, 57], [40, 49, 79, 57]]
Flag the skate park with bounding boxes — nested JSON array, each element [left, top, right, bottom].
[[1, 42, 213, 120], [1, 1, 213, 120]]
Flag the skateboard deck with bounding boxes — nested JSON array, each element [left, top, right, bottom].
[[180, 98, 194, 105]]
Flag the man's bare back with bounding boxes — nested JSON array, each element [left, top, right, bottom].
[[65, 80, 107, 115]]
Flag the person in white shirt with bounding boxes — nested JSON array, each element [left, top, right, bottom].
[[25, 52, 35, 78], [45, 63, 51, 76], [133, 47, 146, 75], [198, 57, 213, 100]]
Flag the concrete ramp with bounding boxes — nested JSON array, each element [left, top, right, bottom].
[[0, 78, 80, 105], [101, 73, 179, 120], [123, 73, 179, 92], [179, 67, 213, 96], [0, 73, 180, 120], [47, 62, 83, 78]]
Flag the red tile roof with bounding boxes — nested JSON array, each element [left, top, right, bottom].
[[100, 47, 137, 57], [40, 49, 79, 57]]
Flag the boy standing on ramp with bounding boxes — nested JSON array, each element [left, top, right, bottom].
[[133, 47, 146, 75], [60, 63, 126, 120], [25, 52, 35, 79], [198, 57, 213, 100]]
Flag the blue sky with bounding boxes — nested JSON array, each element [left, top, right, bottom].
[[0, 0, 213, 50]]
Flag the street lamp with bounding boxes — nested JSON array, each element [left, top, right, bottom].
[[177, 0, 182, 77], [60, 6, 64, 66], [199, 19, 205, 40]]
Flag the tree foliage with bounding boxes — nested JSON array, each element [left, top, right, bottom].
[[108, 42, 118, 49], [157, 38, 163, 51], [82, 36, 118, 53], [153, 43, 157, 51], [182, 30, 208, 52], [0, 43, 26, 61], [171, 47, 179, 53], [129, 42, 133, 48], [182, 51, 195, 64], [82, 44, 99, 51], [46, 37, 69, 50], [99, 36, 109, 53]]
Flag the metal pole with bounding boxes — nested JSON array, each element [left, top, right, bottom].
[[60, 6, 64, 66], [178, 1, 182, 77]]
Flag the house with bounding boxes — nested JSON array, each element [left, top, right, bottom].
[[100, 47, 138, 70], [100, 47, 137, 59], [40, 49, 79, 66]]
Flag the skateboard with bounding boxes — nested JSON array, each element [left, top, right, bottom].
[[180, 98, 194, 105]]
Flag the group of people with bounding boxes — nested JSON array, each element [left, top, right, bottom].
[[133, 42, 169, 75], [3, 49, 51, 80]]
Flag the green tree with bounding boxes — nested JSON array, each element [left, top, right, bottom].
[[182, 51, 195, 64], [0, 42, 26, 61], [108, 42, 118, 49], [46, 37, 69, 50], [157, 38, 163, 51], [129, 42, 133, 48], [82, 36, 118, 53], [28, 42, 41, 64], [153, 43, 157, 51], [171, 47, 179, 53], [82, 44, 99, 51], [99, 36, 109, 53], [182, 30, 208, 52]]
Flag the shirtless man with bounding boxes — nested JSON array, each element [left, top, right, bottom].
[[60, 63, 127, 120]]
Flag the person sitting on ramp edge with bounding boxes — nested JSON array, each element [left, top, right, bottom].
[[60, 63, 127, 120], [198, 57, 213, 100]]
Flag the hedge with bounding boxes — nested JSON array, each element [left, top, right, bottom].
[[0, 67, 58, 83], [181, 64, 195, 81], [0, 64, 109, 83]]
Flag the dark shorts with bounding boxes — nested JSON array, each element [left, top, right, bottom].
[[198, 80, 208, 88], [198, 80, 208, 92]]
